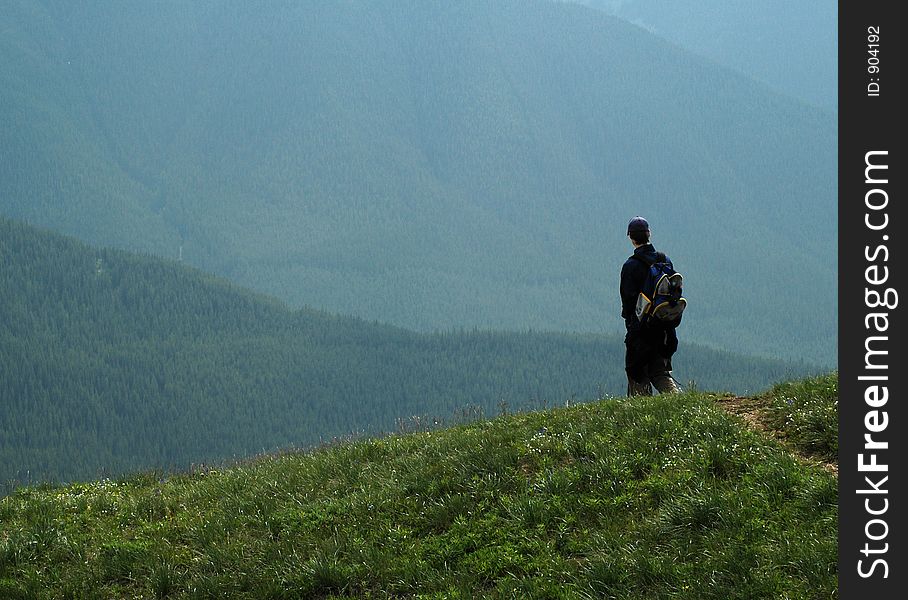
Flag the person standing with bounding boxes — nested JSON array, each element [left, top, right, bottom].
[[620, 216, 683, 396]]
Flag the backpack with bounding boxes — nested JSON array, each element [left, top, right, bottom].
[[631, 253, 686, 325]]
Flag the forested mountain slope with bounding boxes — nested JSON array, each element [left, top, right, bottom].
[[0, 0, 836, 364], [576, 0, 837, 111], [0, 218, 809, 485]]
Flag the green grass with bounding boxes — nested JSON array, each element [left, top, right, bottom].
[[762, 372, 838, 462], [0, 381, 838, 599]]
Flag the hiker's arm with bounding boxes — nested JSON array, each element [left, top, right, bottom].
[[619, 261, 638, 324]]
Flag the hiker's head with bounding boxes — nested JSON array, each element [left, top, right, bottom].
[[627, 216, 650, 245]]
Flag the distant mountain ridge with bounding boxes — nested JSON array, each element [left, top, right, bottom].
[[574, 0, 837, 112], [0, 217, 810, 485], [0, 0, 836, 364]]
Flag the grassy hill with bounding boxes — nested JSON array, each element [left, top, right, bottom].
[[0, 0, 837, 365], [0, 217, 812, 486], [0, 374, 838, 598]]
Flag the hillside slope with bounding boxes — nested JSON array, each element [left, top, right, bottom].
[[0, 0, 837, 364], [0, 217, 809, 485], [577, 0, 837, 111], [0, 375, 838, 598]]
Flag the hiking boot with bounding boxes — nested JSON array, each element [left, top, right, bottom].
[[627, 379, 653, 397], [652, 372, 682, 394]]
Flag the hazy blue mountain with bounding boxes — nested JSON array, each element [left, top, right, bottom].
[[574, 0, 837, 112], [0, 217, 810, 485], [0, 0, 836, 364]]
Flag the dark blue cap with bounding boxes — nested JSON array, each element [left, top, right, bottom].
[[627, 216, 649, 234]]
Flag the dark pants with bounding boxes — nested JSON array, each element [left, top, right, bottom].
[[625, 326, 681, 396]]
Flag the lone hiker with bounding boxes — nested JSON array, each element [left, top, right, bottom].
[[620, 216, 683, 396]]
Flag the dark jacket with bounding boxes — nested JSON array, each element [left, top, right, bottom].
[[620, 244, 681, 336]]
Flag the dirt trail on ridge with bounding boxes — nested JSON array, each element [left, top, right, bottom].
[[715, 395, 838, 476]]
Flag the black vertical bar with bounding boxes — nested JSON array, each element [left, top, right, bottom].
[[839, 1, 904, 597]]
